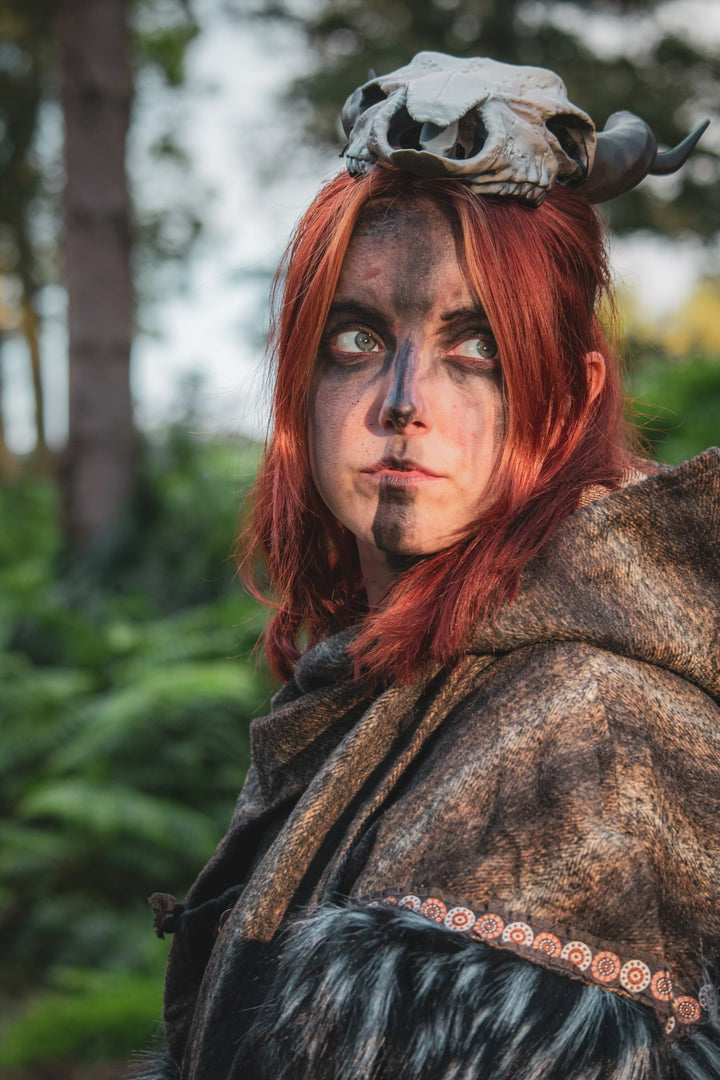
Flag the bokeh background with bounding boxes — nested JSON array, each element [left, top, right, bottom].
[[1, 0, 719, 1075]]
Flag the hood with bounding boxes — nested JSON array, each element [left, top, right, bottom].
[[471, 448, 720, 702]]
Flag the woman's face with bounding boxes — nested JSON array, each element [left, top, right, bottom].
[[309, 199, 506, 601]]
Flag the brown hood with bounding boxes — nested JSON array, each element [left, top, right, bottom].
[[471, 449, 720, 700]]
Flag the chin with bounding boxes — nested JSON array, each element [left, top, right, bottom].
[[383, 536, 453, 562]]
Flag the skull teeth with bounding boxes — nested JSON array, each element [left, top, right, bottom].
[[345, 154, 373, 176]]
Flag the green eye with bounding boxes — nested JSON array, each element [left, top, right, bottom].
[[332, 329, 381, 353], [354, 331, 377, 351], [453, 335, 498, 361]]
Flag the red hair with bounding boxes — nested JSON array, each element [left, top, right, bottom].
[[242, 168, 638, 685]]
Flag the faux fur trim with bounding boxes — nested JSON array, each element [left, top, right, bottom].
[[359, 887, 690, 1022], [247, 904, 720, 1080], [129, 1046, 179, 1080]]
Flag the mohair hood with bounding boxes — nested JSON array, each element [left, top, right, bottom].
[[159, 450, 720, 1079]]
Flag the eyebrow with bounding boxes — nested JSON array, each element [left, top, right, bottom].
[[440, 306, 490, 324], [325, 300, 386, 324], [324, 300, 493, 332]]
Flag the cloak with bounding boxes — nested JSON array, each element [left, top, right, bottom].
[[151, 449, 720, 1080]]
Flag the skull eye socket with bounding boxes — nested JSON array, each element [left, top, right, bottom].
[[455, 112, 487, 159], [387, 106, 423, 150], [388, 107, 487, 160], [359, 84, 388, 112], [341, 83, 388, 136], [546, 115, 591, 176]]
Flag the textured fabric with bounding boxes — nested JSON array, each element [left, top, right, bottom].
[[159, 449, 720, 1080]]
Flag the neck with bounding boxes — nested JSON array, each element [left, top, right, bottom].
[[357, 540, 421, 606]]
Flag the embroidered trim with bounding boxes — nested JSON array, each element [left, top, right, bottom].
[[362, 889, 703, 1032], [561, 940, 592, 970]]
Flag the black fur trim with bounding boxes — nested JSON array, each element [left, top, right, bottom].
[[245, 904, 720, 1080], [129, 1046, 179, 1080]]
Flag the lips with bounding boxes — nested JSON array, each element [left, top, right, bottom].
[[362, 457, 443, 480]]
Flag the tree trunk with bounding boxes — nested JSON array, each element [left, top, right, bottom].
[[16, 221, 49, 472], [56, 0, 136, 547], [0, 339, 17, 481], [19, 287, 50, 473]]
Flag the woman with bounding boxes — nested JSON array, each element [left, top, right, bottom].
[[149, 53, 720, 1080]]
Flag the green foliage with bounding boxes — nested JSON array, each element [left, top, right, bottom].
[[0, 0, 53, 280], [59, 424, 262, 614], [0, 476, 60, 625], [0, 965, 165, 1066], [0, 428, 272, 1061], [629, 354, 720, 463], [133, 19, 200, 87]]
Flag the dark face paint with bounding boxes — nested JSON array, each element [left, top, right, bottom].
[[371, 484, 414, 561], [380, 339, 415, 430], [371, 342, 419, 557], [308, 199, 506, 605]]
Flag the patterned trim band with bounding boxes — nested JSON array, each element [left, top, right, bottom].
[[362, 889, 703, 1037]]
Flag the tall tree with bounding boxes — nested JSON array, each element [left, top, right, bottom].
[[0, 1, 53, 473], [55, 0, 136, 547], [0, 0, 199, 541], [254, 0, 720, 241]]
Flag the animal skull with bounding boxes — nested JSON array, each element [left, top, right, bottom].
[[341, 52, 596, 206]]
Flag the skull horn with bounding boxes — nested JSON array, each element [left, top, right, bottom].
[[579, 110, 709, 203], [651, 120, 710, 174]]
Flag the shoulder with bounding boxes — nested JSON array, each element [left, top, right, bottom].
[[446, 639, 720, 791], [414, 640, 720, 813], [469, 450, 720, 701], [459, 637, 719, 718], [349, 636, 720, 932]]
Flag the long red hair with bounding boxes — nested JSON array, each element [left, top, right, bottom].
[[243, 167, 638, 685]]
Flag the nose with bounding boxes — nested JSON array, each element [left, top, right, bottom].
[[378, 342, 428, 432]]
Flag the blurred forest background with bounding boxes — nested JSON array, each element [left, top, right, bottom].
[[1, 0, 719, 1075]]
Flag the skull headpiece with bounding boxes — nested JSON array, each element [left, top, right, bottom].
[[341, 51, 708, 206]]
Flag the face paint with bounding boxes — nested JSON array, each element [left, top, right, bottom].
[[380, 339, 415, 430], [371, 483, 414, 561], [309, 199, 506, 604]]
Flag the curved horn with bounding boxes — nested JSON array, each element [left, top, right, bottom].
[[651, 120, 710, 175], [578, 111, 710, 203], [578, 111, 657, 203]]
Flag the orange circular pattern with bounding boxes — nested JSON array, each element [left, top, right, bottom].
[[502, 921, 534, 946], [650, 970, 674, 1002], [398, 894, 421, 911], [381, 895, 398, 905], [590, 950, 621, 983], [561, 941, 593, 971], [473, 912, 505, 939], [444, 906, 475, 931], [419, 897, 447, 923], [532, 931, 562, 957], [674, 996, 702, 1024], [620, 960, 651, 993]]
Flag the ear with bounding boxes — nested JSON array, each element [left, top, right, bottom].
[[584, 350, 606, 404], [551, 351, 607, 449]]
